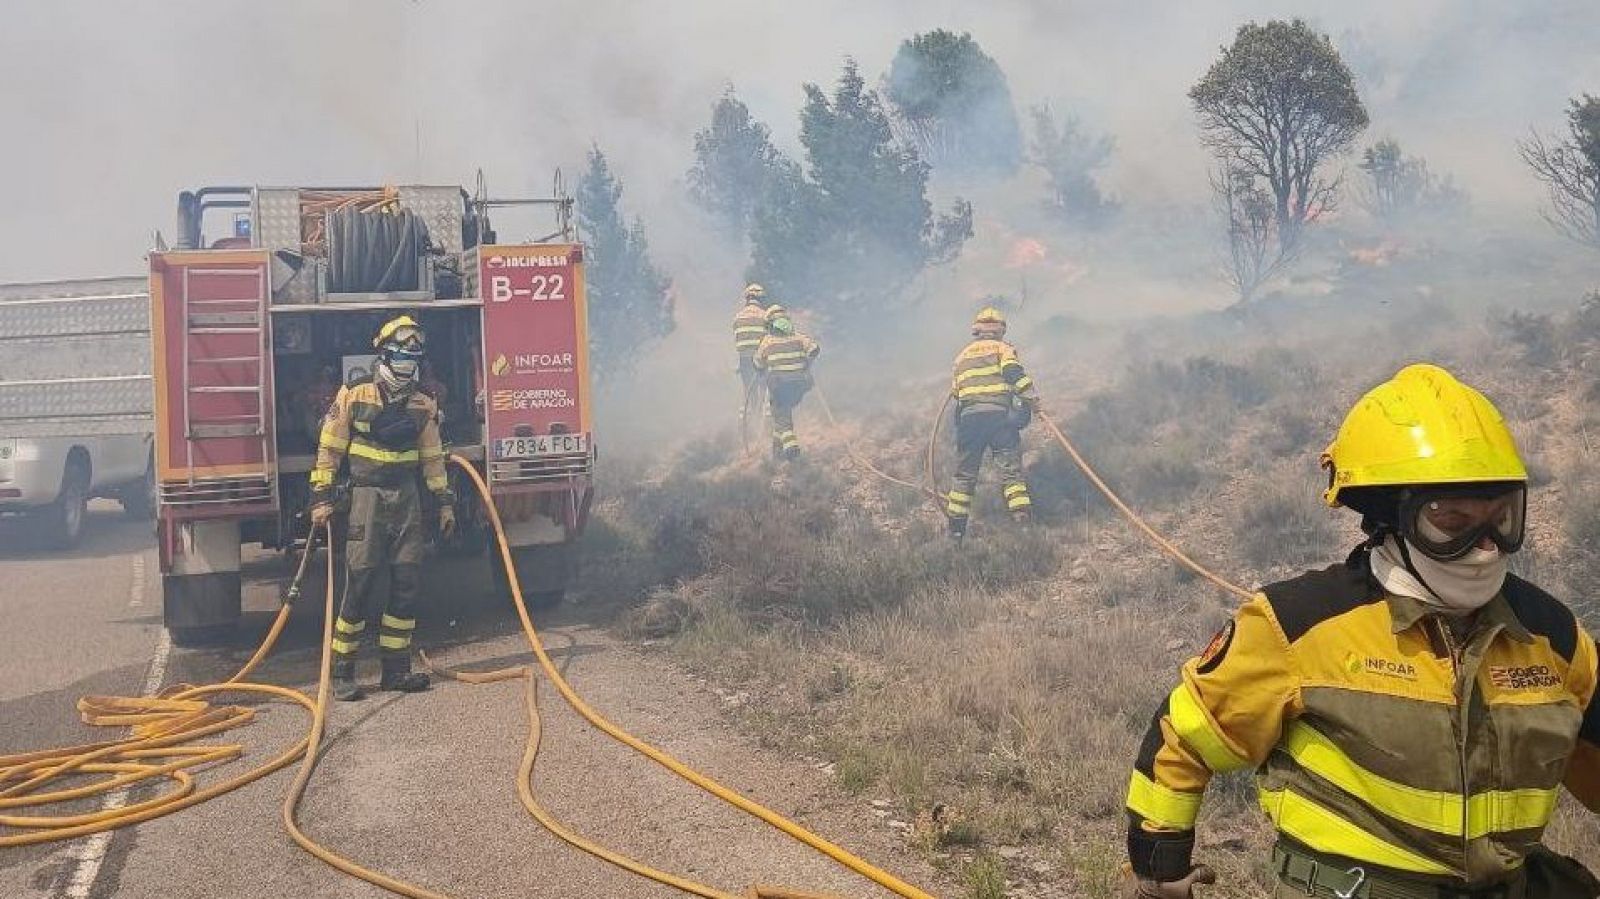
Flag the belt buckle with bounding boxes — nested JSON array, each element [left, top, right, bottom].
[[1333, 866, 1366, 899]]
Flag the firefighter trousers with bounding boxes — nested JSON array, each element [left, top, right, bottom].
[[946, 407, 1031, 520], [768, 376, 810, 458], [332, 481, 425, 660]]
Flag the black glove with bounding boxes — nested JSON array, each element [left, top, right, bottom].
[[1009, 400, 1034, 430]]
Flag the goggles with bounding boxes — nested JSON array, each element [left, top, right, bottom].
[[1398, 483, 1525, 561]]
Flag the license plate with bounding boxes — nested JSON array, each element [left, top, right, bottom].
[[495, 433, 588, 460]]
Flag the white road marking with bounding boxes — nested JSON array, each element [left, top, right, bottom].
[[128, 556, 145, 607], [58, 555, 170, 899]]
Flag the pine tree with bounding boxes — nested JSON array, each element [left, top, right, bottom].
[[576, 146, 673, 378], [748, 59, 972, 323], [688, 89, 784, 239]]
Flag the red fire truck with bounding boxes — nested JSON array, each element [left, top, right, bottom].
[[150, 183, 593, 643]]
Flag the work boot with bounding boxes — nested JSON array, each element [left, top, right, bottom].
[[783, 445, 801, 462], [379, 656, 430, 693], [332, 658, 364, 702], [948, 515, 968, 540]]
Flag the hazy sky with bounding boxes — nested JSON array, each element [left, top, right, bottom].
[[3, 0, 1597, 281]]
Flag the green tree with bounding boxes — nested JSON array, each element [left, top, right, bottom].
[[687, 89, 784, 239], [1191, 19, 1367, 302], [577, 145, 673, 378], [748, 59, 972, 322], [1029, 104, 1117, 227], [1519, 95, 1600, 248], [884, 29, 1022, 176], [1356, 139, 1468, 225]]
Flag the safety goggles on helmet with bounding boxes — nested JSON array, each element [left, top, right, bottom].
[[1398, 483, 1526, 561]]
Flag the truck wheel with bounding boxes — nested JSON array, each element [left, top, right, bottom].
[[491, 544, 571, 612], [120, 457, 156, 520], [163, 572, 242, 644], [43, 460, 90, 549]]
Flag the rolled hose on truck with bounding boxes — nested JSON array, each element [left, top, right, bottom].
[[0, 454, 937, 899]]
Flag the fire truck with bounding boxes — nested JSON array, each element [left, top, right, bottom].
[[150, 183, 593, 644]]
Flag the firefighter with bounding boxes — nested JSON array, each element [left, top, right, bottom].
[[1121, 364, 1600, 899], [945, 307, 1037, 539], [309, 315, 456, 701], [734, 283, 770, 413], [752, 306, 819, 461]]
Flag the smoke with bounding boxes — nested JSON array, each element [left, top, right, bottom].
[[4, 0, 1599, 451]]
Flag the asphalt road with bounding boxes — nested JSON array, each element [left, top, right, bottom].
[[0, 504, 945, 899]]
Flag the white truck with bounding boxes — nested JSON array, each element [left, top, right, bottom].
[[0, 277, 156, 547]]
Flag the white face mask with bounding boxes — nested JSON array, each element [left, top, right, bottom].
[[1372, 537, 1507, 613]]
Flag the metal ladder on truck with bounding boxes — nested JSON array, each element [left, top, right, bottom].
[[177, 266, 275, 507]]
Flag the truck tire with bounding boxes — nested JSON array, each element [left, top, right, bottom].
[[120, 456, 156, 520], [491, 543, 571, 612], [163, 572, 242, 646], [42, 459, 90, 549]]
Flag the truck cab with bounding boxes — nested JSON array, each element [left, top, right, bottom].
[[151, 184, 593, 643]]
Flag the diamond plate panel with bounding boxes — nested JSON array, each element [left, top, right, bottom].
[[254, 188, 302, 253], [399, 186, 465, 255], [256, 188, 317, 304], [0, 336, 149, 382], [0, 277, 145, 303], [0, 377, 153, 432], [0, 295, 148, 340]]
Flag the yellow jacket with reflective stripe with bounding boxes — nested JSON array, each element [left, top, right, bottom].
[[753, 332, 819, 383], [951, 338, 1037, 410], [1127, 554, 1600, 884], [733, 302, 769, 356], [310, 380, 449, 499]]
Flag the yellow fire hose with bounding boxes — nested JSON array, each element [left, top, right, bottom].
[[812, 385, 942, 503], [445, 454, 936, 899], [1035, 411, 1254, 600]]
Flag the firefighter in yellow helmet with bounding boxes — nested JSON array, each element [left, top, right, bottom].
[[1121, 364, 1600, 899], [733, 283, 770, 414], [752, 305, 819, 461], [309, 315, 455, 701], [945, 306, 1038, 539]]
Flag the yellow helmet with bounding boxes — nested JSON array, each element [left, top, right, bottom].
[[764, 303, 788, 323], [972, 306, 1007, 337], [1321, 364, 1526, 509], [743, 283, 766, 301], [373, 315, 424, 350]]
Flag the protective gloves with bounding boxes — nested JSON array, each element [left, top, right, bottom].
[[1118, 862, 1216, 898], [437, 504, 456, 539], [310, 503, 334, 527]]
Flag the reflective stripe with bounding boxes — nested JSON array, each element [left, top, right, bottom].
[[956, 383, 1014, 398], [335, 618, 366, 634], [1127, 770, 1203, 830], [1283, 722, 1559, 839], [426, 476, 449, 492], [420, 447, 443, 460], [1259, 787, 1454, 876], [765, 351, 808, 362], [1167, 684, 1249, 772], [1013, 376, 1034, 391], [735, 326, 767, 336], [309, 469, 335, 488], [331, 637, 359, 655], [381, 614, 416, 631], [319, 428, 350, 451], [769, 364, 807, 372], [379, 634, 411, 650], [955, 364, 1003, 382], [946, 504, 968, 517], [947, 491, 972, 502], [352, 420, 371, 433], [348, 441, 420, 464], [1007, 495, 1032, 510], [1004, 484, 1028, 497]]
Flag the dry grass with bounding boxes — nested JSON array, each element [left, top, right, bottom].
[[585, 305, 1600, 894]]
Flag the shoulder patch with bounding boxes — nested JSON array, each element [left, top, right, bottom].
[[1261, 559, 1384, 644], [1196, 621, 1235, 674], [1502, 575, 1578, 663]]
